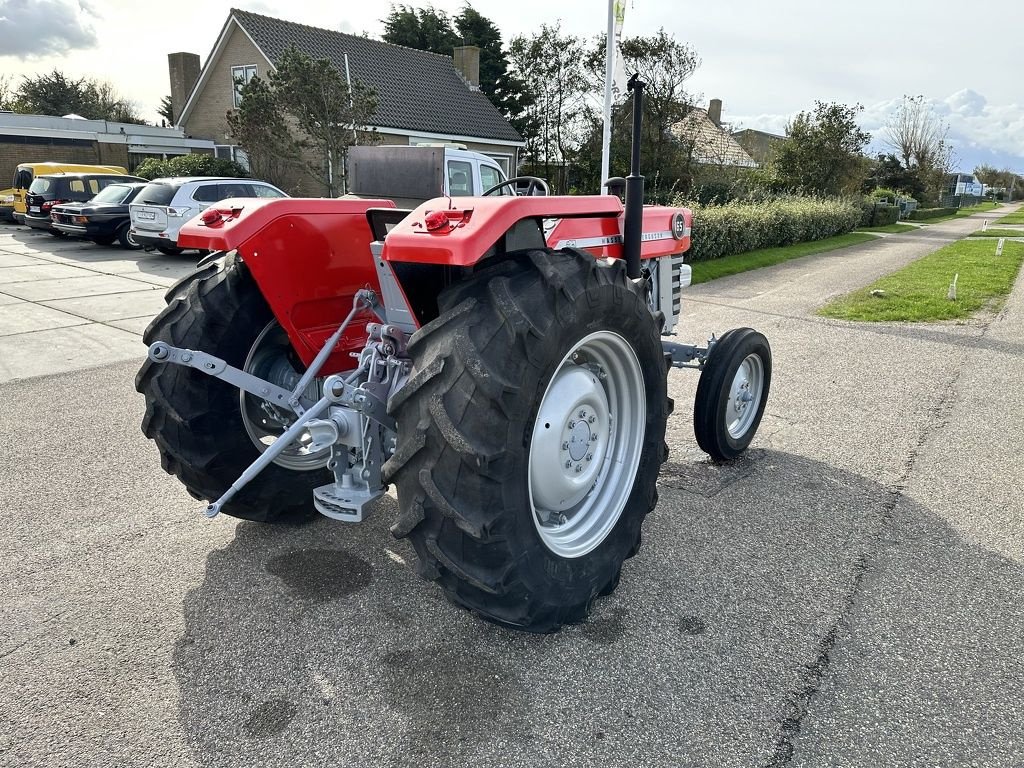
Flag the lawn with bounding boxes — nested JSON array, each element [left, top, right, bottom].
[[968, 228, 1024, 238], [856, 222, 918, 234], [995, 210, 1024, 225], [689, 232, 877, 284], [818, 239, 1024, 322]]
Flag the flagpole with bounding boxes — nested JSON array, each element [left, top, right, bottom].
[[600, 0, 615, 194]]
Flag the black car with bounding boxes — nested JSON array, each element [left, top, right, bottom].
[[23, 173, 146, 235], [51, 182, 149, 249]]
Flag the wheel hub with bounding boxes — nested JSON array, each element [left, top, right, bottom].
[[528, 331, 646, 559], [726, 355, 764, 439]]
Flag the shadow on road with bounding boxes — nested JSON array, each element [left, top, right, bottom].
[[171, 450, 1024, 767]]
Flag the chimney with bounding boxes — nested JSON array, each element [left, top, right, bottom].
[[453, 45, 480, 90], [708, 98, 723, 127], [168, 52, 201, 125]]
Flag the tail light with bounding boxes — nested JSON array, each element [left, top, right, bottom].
[[167, 206, 191, 217], [41, 199, 66, 212]]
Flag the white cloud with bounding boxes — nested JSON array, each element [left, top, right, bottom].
[[0, 0, 98, 57]]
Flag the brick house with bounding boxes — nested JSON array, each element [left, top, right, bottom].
[[172, 9, 524, 195]]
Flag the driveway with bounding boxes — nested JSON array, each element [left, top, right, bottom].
[[0, 223, 194, 382], [1, 207, 1022, 767]]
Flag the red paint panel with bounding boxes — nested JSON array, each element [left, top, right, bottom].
[[382, 195, 623, 266], [180, 198, 393, 373]]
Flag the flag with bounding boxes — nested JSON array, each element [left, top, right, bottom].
[[610, 0, 629, 102]]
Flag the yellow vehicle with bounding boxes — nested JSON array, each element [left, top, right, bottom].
[[10, 162, 129, 223], [1, 187, 15, 223]]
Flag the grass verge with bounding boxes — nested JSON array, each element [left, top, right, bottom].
[[968, 228, 1024, 238], [856, 222, 918, 234], [818, 239, 1024, 322], [995, 210, 1024, 225], [689, 232, 876, 285]]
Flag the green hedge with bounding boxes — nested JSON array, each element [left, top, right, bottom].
[[909, 207, 957, 221], [134, 153, 249, 181], [679, 197, 863, 263]]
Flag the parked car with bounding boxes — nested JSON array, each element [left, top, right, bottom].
[[1, 188, 16, 223], [10, 162, 129, 224], [129, 177, 288, 255], [23, 173, 146, 234], [50, 182, 149, 249]]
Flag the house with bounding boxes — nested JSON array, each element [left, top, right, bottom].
[[732, 128, 786, 165], [171, 8, 525, 195], [670, 99, 757, 169], [0, 112, 214, 185]]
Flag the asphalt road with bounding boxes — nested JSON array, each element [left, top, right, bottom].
[[1, 208, 1022, 767]]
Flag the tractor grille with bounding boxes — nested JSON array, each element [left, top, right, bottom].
[[670, 255, 685, 316]]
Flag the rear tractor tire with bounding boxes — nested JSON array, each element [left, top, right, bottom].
[[384, 249, 670, 633], [135, 253, 330, 522], [693, 327, 772, 462]]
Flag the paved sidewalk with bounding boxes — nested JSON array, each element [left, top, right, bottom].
[[0, 224, 194, 382]]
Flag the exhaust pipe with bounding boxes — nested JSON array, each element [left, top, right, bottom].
[[622, 74, 646, 280]]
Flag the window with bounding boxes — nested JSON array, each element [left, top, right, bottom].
[[447, 160, 474, 196], [252, 184, 287, 198], [214, 145, 250, 172], [69, 180, 86, 194], [192, 184, 226, 203], [485, 154, 513, 176], [136, 183, 178, 206], [231, 65, 258, 108], [91, 185, 132, 204], [480, 164, 504, 194]]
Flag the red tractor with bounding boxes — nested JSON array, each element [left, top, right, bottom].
[[136, 79, 771, 632]]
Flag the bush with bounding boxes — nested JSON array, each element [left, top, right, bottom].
[[674, 195, 863, 263], [909, 207, 957, 221], [134, 153, 249, 181]]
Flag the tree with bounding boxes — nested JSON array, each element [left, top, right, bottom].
[[12, 70, 143, 122], [769, 101, 871, 195], [453, 6, 526, 126], [269, 46, 378, 196], [134, 154, 248, 181], [508, 24, 590, 191], [226, 76, 304, 191], [863, 153, 926, 200], [382, 5, 527, 127], [381, 5, 458, 53], [882, 96, 955, 204], [579, 29, 701, 197], [0, 75, 15, 111], [157, 95, 174, 125]]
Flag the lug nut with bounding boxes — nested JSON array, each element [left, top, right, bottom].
[[568, 420, 576, 429], [562, 442, 569, 450], [565, 461, 572, 468], [578, 410, 586, 418], [587, 415, 595, 424], [181, 352, 192, 362], [586, 453, 593, 461], [575, 464, 583, 473], [590, 434, 598, 442]]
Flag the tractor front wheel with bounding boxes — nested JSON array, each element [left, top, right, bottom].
[[693, 327, 771, 461], [384, 249, 669, 632], [135, 254, 330, 522]]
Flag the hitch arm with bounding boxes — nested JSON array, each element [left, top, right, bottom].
[[147, 342, 315, 412]]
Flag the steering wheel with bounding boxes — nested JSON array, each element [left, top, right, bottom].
[[483, 176, 551, 197]]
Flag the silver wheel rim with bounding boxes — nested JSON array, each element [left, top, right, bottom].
[[126, 229, 139, 247], [726, 353, 764, 439], [240, 321, 330, 471], [528, 331, 646, 558]]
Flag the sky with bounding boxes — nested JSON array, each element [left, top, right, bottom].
[[1, 0, 1022, 172]]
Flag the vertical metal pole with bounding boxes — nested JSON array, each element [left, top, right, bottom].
[[600, 0, 615, 194], [622, 75, 645, 280]]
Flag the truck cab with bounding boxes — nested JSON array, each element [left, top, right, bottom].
[[347, 144, 511, 209]]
